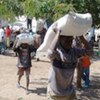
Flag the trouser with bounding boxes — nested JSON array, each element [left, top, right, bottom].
[[76, 63, 82, 88], [81, 67, 90, 86], [27, 20, 32, 29], [6, 37, 10, 47], [0, 42, 6, 53]]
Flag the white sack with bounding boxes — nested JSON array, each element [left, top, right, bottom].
[[94, 28, 100, 41], [84, 27, 95, 42], [57, 12, 92, 36], [36, 19, 44, 32], [33, 34, 42, 49], [12, 25, 20, 32], [37, 12, 92, 52], [15, 33, 33, 48]]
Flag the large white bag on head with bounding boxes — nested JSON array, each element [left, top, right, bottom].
[[57, 12, 92, 36], [15, 33, 33, 48], [37, 12, 92, 52]]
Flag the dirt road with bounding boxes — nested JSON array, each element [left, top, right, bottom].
[[0, 53, 100, 100]]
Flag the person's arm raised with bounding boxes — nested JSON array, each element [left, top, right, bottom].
[[49, 28, 61, 51], [47, 28, 61, 60]]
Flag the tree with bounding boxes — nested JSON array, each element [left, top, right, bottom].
[[70, 0, 100, 26], [0, 0, 23, 21], [0, 0, 100, 26]]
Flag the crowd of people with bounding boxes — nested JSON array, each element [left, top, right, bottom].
[[0, 18, 47, 53], [0, 17, 93, 99], [0, 24, 12, 54]]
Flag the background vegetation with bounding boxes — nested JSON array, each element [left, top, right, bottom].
[[0, 0, 100, 26]]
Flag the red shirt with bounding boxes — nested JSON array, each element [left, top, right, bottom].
[[80, 55, 91, 68], [5, 28, 11, 37]]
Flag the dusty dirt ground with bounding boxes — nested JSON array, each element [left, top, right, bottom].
[[0, 50, 100, 100]]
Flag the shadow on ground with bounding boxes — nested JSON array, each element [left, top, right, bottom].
[[76, 75, 100, 100], [29, 87, 47, 96], [20, 86, 47, 96], [19, 78, 47, 96], [19, 76, 100, 99]]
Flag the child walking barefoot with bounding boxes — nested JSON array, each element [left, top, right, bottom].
[[13, 43, 34, 94]]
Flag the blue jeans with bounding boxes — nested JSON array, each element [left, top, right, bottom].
[[0, 42, 6, 54], [81, 67, 90, 86]]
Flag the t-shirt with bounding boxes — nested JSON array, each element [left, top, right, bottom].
[[5, 28, 11, 37], [80, 55, 91, 68], [14, 45, 34, 68]]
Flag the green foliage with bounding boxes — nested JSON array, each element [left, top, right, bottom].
[[0, 0, 100, 26], [0, 0, 23, 21], [52, 3, 75, 21]]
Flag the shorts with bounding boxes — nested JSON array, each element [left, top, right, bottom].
[[17, 67, 30, 77]]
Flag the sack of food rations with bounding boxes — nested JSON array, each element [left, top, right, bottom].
[[15, 33, 33, 48], [33, 34, 42, 49], [36, 19, 44, 32], [37, 12, 92, 52]]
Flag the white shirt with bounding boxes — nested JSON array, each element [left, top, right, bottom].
[[0, 28, 4, 42]]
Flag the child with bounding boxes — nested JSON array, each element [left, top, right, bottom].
[[80, 52, 91, 88], [13, 43, 34, 94]]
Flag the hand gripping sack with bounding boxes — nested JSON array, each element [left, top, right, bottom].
[[37, 12, 92, 52]]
